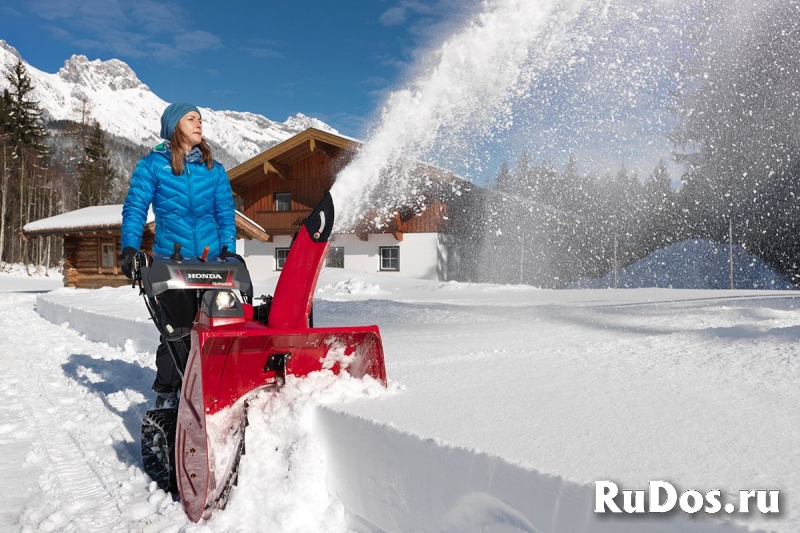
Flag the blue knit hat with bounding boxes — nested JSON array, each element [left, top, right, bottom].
[[160, 102, 201, 140]]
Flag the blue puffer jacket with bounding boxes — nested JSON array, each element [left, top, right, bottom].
[[121, 143, 237, 258]]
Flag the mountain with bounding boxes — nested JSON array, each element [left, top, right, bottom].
[[0, 40, 336, 165]]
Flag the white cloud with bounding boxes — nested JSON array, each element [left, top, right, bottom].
[[379, 6, 407, 26], [378, 0, 435, 27], [25, 0, 223, 64]]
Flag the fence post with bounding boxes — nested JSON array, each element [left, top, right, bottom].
[[729, 219, 734, 290]]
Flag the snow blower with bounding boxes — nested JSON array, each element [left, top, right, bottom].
[[133, 191, 387, 522]]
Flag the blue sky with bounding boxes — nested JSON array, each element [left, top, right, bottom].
[[0, 0, 472, 137], [0, 0, 703, 185]]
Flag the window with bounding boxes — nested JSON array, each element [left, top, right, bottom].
[[326, 246, 344, 268], [275, 192, 291, 212], [275, 248, 290, 270], [379, 246, 399, 271], [101, 242, 116, 269]]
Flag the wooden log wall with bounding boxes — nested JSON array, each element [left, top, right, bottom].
[[62, 231, 154, 289]]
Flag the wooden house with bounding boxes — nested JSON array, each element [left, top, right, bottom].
[[227, 128, 483, 281], [22, 205, 270, 288]]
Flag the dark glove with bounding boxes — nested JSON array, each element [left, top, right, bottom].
[[220, 245, 238, 260], [119, 247, 138, 279]]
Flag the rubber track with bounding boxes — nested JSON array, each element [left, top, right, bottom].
[[141, 408, 178, 493]]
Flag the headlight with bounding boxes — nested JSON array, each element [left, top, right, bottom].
[[201, 289, 243, 317], [215, 291, 237, 311]]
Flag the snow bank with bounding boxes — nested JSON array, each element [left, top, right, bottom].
[[316, 410, 770, 533], [205, 372, 398, 533], [37, 287, 158, 352], [33, 276, 796, 532], [572, 239, 795, 290], [316, 277, 389, 297], [0, 262, 63, 292], [0, 262, 60, 276]]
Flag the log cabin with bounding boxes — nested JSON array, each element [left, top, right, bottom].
[[21, 205, 270, 288]]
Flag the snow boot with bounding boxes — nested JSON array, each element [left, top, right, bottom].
[[155, 391, 178, 409]]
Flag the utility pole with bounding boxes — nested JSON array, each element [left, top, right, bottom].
[[613, 234, 618, 289], [729, 218, 734, 290]]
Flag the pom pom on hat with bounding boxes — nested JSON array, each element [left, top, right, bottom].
[[160, 102, 201, 140]]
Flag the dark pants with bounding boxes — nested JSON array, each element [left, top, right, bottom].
[[153, 290, 198, 393]]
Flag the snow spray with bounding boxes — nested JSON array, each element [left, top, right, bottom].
[[331, 0, 593, 230], [328, 0, 721, 230], [329, 0, 786, 287]]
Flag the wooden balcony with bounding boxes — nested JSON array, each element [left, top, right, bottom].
[[254, 209, 313, 235]]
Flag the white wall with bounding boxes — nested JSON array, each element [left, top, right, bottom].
[[241, 233, 442, 281], [240, 235, 294, 281]]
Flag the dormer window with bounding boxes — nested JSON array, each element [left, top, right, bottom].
[[275, 192, 291, 211]]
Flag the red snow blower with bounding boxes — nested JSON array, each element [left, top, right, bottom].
[[133, 192, 386, 522]]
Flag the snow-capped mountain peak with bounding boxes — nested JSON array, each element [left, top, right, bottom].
[[58, 54, 146, 92], [0, 39, 22, 64], [0, 40, 337, 164]]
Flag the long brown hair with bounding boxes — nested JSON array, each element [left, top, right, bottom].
[[169, 126, 213, 175]]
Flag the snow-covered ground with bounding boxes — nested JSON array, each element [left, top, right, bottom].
[[1, 263, 798, 532], [0, 263, 63, 292]]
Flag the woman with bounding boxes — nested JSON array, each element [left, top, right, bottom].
[[120, 102, 237, 406]]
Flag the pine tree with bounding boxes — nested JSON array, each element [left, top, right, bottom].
[[559, 153, 582, 213], [1, 59, 51, 264], [493, 161, 512, 192], [0, 89, 10, 132], [78, 121, 116, 207], [0, 92, 10, 262], [643, 159, 675, 250], [512, 151, 532, 198], [533, 161, 559, 207], [4, 60, 47, 153], [670, 1, 800, 282]]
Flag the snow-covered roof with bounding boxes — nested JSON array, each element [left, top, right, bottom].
[[231, 210, 269, 242], [22, 205, 268, 241], [22, 205, 154, 236], [233, 210, 265, 233]]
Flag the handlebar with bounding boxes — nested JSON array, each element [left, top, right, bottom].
[[130, 251, 150, 288]]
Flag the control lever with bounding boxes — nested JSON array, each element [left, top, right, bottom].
[[170, 243, 183, 261]]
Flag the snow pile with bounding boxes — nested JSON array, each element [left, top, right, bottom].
[[571, 239, 796, 290], [0, 262, 60, 277], [205, 371, 399, 533], [0, 263, 63, 293], [317, 278, 387, 297]]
